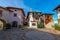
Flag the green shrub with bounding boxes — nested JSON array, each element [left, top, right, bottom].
[[37, 21, 44, 28], [6, 23, 11, 29], [52, 24, 60, 31]]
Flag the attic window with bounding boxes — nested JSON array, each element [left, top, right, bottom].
[[15, 10, 17, 11]]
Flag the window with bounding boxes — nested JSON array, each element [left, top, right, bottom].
[[36, 17, 39, 20], [0, 10, 2, 17], [15, 10, 17, 11], [32, 23, 36, 26], [45, 16, 49, 19], [14, 13, 17, 17]]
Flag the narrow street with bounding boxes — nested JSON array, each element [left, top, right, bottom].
[[0, 27, 60, 40], [0, 28, 27, 40]]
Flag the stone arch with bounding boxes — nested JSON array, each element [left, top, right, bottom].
[[0, 19, 6, 29], [12, 21, 18, 27]]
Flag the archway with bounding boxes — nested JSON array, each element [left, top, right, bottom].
[[12, 21, 17, 27], [0, 19, 6, 30]]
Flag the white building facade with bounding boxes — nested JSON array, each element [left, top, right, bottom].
[[0, 7, 25, 30], [0, 7, 10, 30], [6, 7, 25, 27], [27, 9, 41, 28], [53, 5, 60, 25]]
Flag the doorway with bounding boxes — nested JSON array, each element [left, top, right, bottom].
[[0, 19, 6, 30], [12, 21, 17, 27]]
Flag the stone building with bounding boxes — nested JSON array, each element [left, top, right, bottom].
[[40, 13, 54, 28], [27, 9, 54, 29], [0, 6, 25, 30]]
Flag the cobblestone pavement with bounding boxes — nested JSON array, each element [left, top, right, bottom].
[[25, 31, 55, 40], [0, 27, 60, 40], [0, 28, 27, 40]]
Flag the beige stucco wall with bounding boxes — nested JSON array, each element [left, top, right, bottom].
[[45, 21, 54, 29]]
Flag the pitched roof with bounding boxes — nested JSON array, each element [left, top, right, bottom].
[[53, 4, 60, 10], [39, 13, 54, 16], [0, 6, 4, 9], [6, 7, 25, 16], [0, 6, 11, 12], [6, 6, 23, 10], [27, 12, 41, 18], [42, 13, 54, 15], [27, 12, 41, 16]]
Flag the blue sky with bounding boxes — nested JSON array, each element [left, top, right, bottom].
[[0, 0, 60, 23]]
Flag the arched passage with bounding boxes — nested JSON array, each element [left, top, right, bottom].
[[0, 19, 6, 30], [12, 21, 17, 27]]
